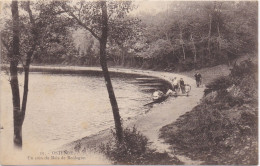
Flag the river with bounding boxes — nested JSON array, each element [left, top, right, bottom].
[[0, 71, 169, 149]]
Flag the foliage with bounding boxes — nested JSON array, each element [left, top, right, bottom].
[[100, 127, 181, 165], [38, 1, 140, 67], [204, 76, 233, 95], [231, 59, 258, 82], [2, 1, 256, 71], [45, 1, 138, 41], [160, 59, 258, 164], [130, 1, 257, 71], [205, 60, 257, 99], [1, 1, 77, 64], [67, 1, 257, 70]]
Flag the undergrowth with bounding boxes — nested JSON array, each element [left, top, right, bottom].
[[160, 60, 258, 165], [99, 127, 182, 165]]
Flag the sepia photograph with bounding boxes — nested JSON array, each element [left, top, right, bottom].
[[0, 0, 258, 165]]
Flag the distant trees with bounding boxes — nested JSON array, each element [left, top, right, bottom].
[[71, 29, 99, 66], [136, 1, 257, 71], [30, 2, 77, 64], [3, 1, 256, 71]]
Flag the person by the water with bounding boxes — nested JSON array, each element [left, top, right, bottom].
[[179, 78, 185, 93], [194, 72, 202, 87], [152, 90, 164, 101], [172, 77, 178, 91]]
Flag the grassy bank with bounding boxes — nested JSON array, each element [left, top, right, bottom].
[[160, 60, 258, 165]]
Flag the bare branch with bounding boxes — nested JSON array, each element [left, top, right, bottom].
[[60, 5, 101, 41], [25, 1, 37, 59], [78, 2, 83, 20], [26, 1, 35, 26], [54, 10, 67, 15]]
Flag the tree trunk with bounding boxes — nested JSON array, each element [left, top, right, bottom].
[[100, 1, 123, 142], [10, 61, 23, 147], [190, 34, 197, 63], [207, 14, 212, 57], [165, 32, 176, 63], [11, 0, 23, 147], [131, 56, 133, 66], [21, 55, 32, 125], [181, 43, 185, 60], [217, 22, 221, 52], [179, 28, 185, 60], [10, 0, 35, 148], [120, 46, 127, 66]]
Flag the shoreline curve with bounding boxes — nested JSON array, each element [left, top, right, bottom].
[[1, 64, 205, 164]]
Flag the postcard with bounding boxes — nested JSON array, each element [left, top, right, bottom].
[[0, 0, 258, 165]]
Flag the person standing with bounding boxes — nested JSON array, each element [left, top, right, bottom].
[[179, 78, 185, 93], [194, 72, 202, 87], [172, 77, 179, 92]]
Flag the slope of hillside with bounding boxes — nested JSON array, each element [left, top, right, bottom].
[[160, 60, 258, 165]]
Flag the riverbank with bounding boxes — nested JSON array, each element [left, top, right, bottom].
[[0, 64, 231, 164], [56, 65, 230, 164]]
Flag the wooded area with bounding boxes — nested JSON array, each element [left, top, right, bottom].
[[2, 1, 257, 71]]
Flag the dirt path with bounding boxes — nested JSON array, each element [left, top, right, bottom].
[[124, 70, 205, 165]]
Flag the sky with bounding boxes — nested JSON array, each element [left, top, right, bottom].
[[131, 1, 170, 16]]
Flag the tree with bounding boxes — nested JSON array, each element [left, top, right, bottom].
[[108, 16, 141, 66], [51, 1, 137, 142], [1, 0, 76, 147], [1, 0, 41, 147], [30, 6, 77, 64], [136, 1, 257, 70], [99, 1, 124, 141], [10, 0, 22, 147]]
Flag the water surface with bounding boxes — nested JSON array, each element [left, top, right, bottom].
[[0, 72, 168, 148]]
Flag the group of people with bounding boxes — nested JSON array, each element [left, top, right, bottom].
[[152, 72, 202, 101], [171, 72, 202, 94], [171, 77, 186, 94]]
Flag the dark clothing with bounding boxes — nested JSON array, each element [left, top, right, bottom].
[[180, 80, 185, 86], [173, 85, 179, 92], [194, 73, 201, 81], [180, 80, 185, 93], [194, 73, 202, 87]]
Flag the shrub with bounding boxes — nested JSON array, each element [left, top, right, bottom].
[[160, 59, 258, 164], [99, 127, 181, 165], [231, 60, 257, 80], [204, 76, 233, 96]]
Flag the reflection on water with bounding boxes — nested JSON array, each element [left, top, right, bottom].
[[0, 72, 167, 149]]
